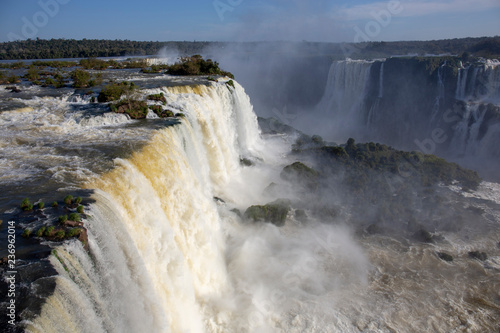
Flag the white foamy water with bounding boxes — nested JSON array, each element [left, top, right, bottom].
[[4, 78, 498, 332]]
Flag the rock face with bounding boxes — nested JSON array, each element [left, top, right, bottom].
[[244, 199, 291, 226], [319, 57, 500, 181]]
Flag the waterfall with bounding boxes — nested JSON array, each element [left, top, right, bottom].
[[21, 78, 371, 332], [430, 62, 446, 122], [378, 62, 384, 99], [455, 59, 500, 103], [449, 103, 487, 156], [315, 59, 373, 137], [24, 81, 264, 333]]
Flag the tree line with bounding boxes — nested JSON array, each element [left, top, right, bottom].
[[0, 37, 498, 60]]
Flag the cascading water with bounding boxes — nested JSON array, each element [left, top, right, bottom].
[[312, 57, 500, 180], [15, 80, 366, 332], [430, 62, 446, 122], [455, 59, 500, 103], [315, 59, 373, 138], [377, 62, 384, 99], [23, 82, 263, 332], [1, 68, 499, 332]]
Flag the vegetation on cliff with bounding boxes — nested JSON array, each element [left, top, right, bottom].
[[244, 199, 291, 226], [97, 81, 136, 102], [18, 194, 89, 249], [110, 99, 149, 119], [166, 55, 234, 78]]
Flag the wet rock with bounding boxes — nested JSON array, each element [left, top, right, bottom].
[[412, 229, 434, 243], [437, 252, 454, 262], [468, 251, 488, 261], [366, 224, 383, 235], [230, 208, 242, 217], [6, 86, 21, 93], [294, 209, 307, 222], [240, 157, 253, 167], [213, 197, 225, 204]]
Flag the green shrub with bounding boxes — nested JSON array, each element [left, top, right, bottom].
[[76, 205, 84, 214], [7, 75, 20, 84], [53, 73, 66, 88], [80, 58, 108, 70], [166, 55, 234, 78], [36, 227, 46, 237], [64, 195, 73, 205], [124, 59, 148, 69], [25, 67, 41, 81], [147, 93, 167, 104], [70, 69, 101, 88], [58, 215, 68, 224], [141, 65, 162, 73], [70, 69, 91, 88], [68, 213, 81, 222], [150, 105, 174, 118], [55, 230, 66, 239], [52, 201, 58, 208], [20, 198, 33, 211], [98, 81, 136, 102], [9, 62, 25, 69], [66, 228, 81, 237], [226, 80, 235, 89], [37, 201, 45, 209], [21, 229, 32, 238], [74, 196, 82, 204], [110, 99, 149, 119], [32, 60, 76, 69], [43, 77, 55, 87], [44, 226, 55, 237]]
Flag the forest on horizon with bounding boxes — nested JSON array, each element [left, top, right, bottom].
[[0, 36, 499, 60]]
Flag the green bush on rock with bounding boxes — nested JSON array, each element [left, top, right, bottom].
[[98, 81, 136, 102], [22, 229, 32, 238], [20, 198, 33, 211], [35, 227, 46, 237], [111, 99, 149, 119], [166, 55, 234, 78], [147, 93, 167, 104], [70, 69, 102, 88], [68, 213, 81, 222], [244, 199, 291, 226], [64, 195, 73, 206], [66, 228, 81, 237], [280, 162, 319, 191]]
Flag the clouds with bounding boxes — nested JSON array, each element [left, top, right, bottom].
[[335, 0, 500, 21], [209, 0, 499, 42]]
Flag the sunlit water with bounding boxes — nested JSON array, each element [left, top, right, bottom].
[[0, 72, 499, 332]]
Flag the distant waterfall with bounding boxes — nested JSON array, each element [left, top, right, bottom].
[[315, 59, 373, 137], [431, 62, 446, 122], [378, 62, 384, 99], [455, 59, 500, 103], [314, 57, 500, 179]]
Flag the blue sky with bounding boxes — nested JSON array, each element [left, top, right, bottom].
[[0, 0, 499, 43]]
